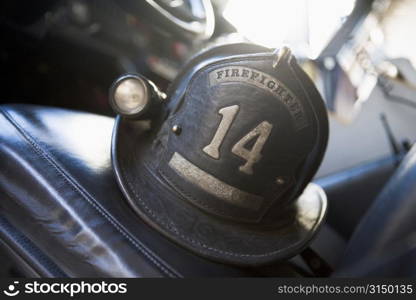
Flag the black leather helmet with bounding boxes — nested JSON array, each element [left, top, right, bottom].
[[111, 44, 329, 266]]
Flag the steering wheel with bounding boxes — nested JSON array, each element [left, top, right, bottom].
[[118, 0, 215, 41]]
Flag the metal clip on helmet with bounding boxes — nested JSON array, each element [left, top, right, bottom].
[[110, 44, 329, 266]]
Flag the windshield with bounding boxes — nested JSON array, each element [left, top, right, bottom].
[[221, 0, 356, 58]]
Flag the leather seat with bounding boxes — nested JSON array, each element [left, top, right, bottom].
[[338, 144, 416, 277], [0, 104, 314, 277]]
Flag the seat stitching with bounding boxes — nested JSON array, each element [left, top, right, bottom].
[[0, 107, 180, 278]]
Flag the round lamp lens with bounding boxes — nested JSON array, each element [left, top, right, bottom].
[[113, 78, 149, 115]]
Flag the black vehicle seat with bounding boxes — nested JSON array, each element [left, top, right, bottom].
[[1, 104, 334, 277], [338, 144, 416, 277]]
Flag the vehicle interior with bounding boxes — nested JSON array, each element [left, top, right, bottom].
[[1, 0, 416, 277]]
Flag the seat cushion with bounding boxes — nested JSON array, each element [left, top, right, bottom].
[[338, 144, 416, 276], [0, 104, 306, 277]]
